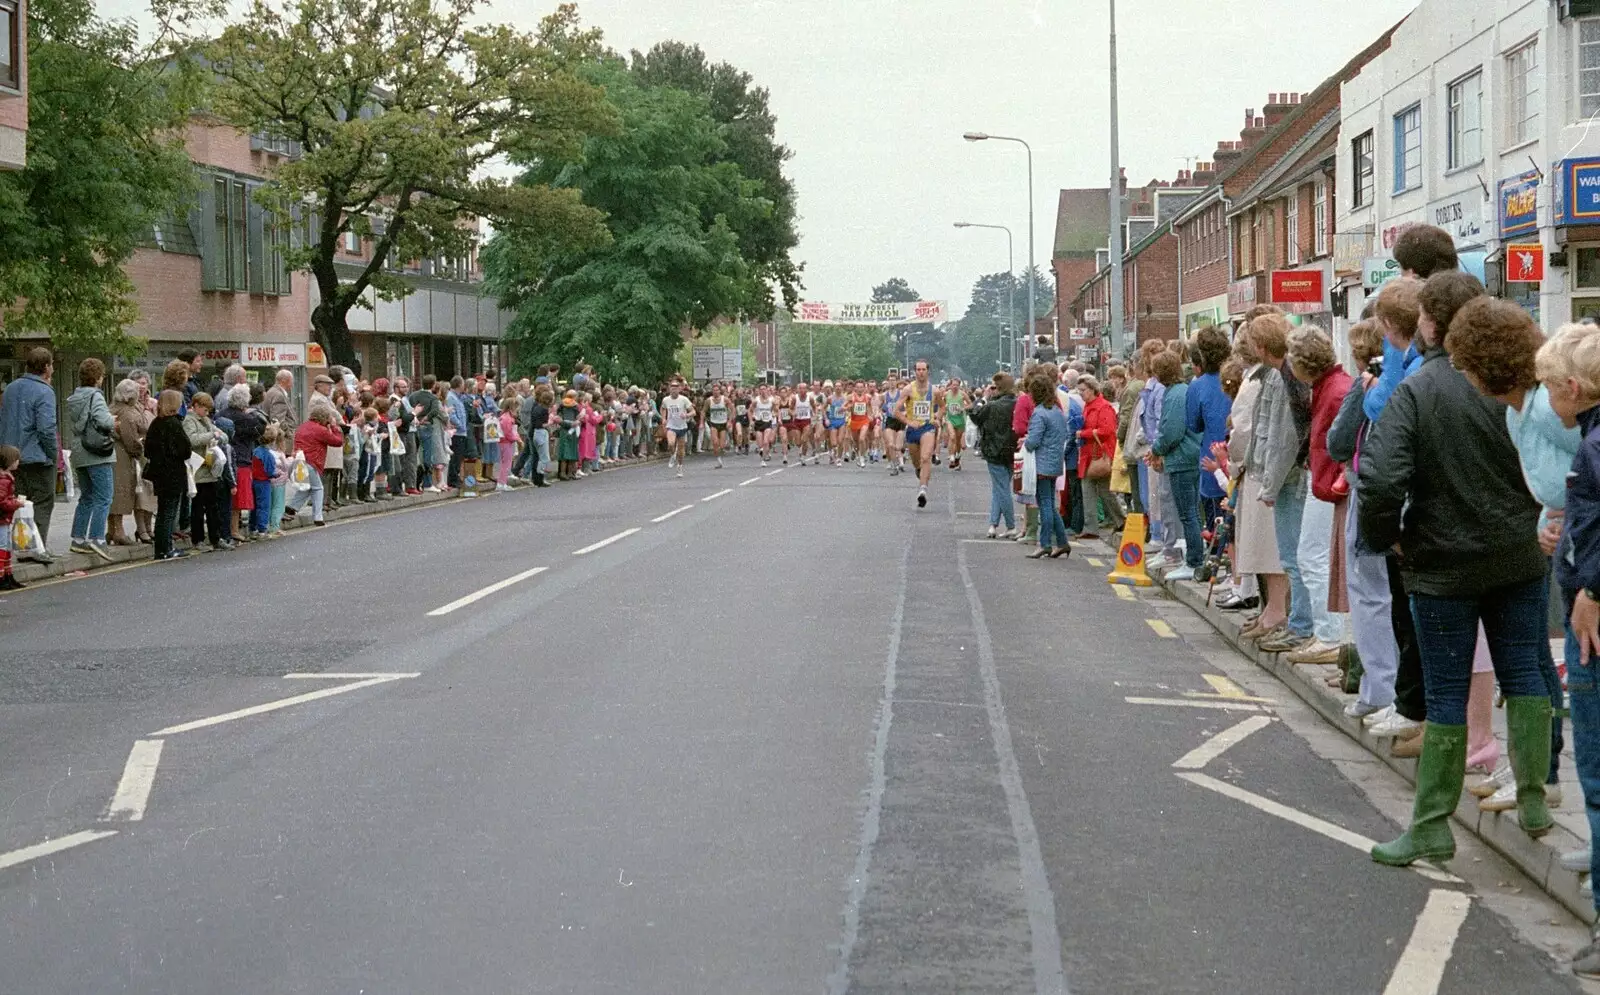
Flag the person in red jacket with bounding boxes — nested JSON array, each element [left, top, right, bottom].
[[1075, 375, 1125, 537], [1011, 371, 1039, 542], [286, 407, 345, 526], [0, 444, 25, 589], [1286, 326, 1353, 665]]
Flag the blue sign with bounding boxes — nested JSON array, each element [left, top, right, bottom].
[[1555, 158, 1600, 227], [1499, 170, 1540, 238]]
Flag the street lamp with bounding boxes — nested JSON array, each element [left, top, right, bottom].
[[964, 131, 1036, 361], [954, 221, 1015, 372]]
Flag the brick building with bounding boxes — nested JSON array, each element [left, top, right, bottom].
[[0, 0, 23, 171]]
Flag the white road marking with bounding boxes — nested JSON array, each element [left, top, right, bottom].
[[283, 672, 423, 680], [1382, 890, 1472, 995], [427, 566, 549, 616], [0, 830, 118, 872], [104, 739, 164, 821], [738, 477, 761, 487], [651, 505, 694, 523], [701, 489, 733, 502], [1172, 716, 1273, 770], [152, 675, 415, 736], [1125, 697, 1264, 712], [572, 528, 641, 556], [765, 468, 785, 477], [1146, 619, 1176, 638], [1177, 772, 1463, 884]]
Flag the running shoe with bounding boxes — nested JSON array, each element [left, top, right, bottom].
[[716, 457, 724, 468], [987, 525, 999, 538], [677, 469, 684, 478], [668, 455, 676, 469], [917, 487, 927, 508], [857, 457, 866, 468], [761, 459, 769, 467]]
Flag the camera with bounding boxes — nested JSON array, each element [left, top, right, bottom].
[[1366, 356, 1384, 379]]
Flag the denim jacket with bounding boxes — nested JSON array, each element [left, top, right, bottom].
[[1025, 404, 1071, 477]]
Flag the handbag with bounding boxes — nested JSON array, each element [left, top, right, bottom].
[[78, 404, 114, 459], [1084, 429, 1112, 480]]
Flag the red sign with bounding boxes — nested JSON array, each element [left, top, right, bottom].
[[1270, 269, 1324, 305], [1506, 243, 1545, 282]]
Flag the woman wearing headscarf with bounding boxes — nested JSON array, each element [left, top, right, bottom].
[[108, 378, 151, 545]]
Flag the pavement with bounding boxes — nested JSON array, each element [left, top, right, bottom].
[[0, 451, 1593, 994]]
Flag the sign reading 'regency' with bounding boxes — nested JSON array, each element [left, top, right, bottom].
[[1269, 270, 1324, 305]]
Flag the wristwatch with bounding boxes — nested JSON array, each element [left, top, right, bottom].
[[1585, 588, 1600, 604]]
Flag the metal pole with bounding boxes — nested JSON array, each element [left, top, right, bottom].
[[1108, 0, 1126, 359], [808, 326, 814, 382]]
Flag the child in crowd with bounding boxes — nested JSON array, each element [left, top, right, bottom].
[[251, 426, 280, 539], [579, 392, 601, 474], [0, 445, 24, 590], [479, 397, 500, 485], [497, 395, 519, 486], [358, 407, 380, 503]]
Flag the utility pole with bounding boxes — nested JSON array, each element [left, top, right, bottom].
[[1108, 0, 1126, 360]]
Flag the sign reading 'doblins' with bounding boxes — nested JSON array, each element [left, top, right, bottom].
[[792, 300, 948, 325], [1269, 270, 1324, 305]]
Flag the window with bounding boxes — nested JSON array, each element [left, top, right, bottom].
[[0, 0, 17, 89], [1506, 42, 1539, 146], [200, 172, 290, 296], [1313, 180, 1328, 257], [344, 229, 360, 254], [211, 177, 248, 292], [1352, 131, 1374, 209], [1393, 105, 1421, 192], [1582, 20, 1600, 120], [1285, 192, 1300, 266], [1448, 71, 1483, 169]]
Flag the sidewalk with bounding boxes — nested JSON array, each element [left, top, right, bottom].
[[1114, 543, 1593, 923]]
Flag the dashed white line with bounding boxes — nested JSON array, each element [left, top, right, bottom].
[[765, 468, 785, 477], [283, 672, 423, 680], [426, 566, 549, 616], [572, 528, 641, 556], [1382, 890, 1472, 995], [104, 739, 164, 821], [1125, 697, 1264, 712], [701, 489, 733, 503], [151, 675, 415, 736], [0, 830, 118, 872], [1171, 716, 1273, 770], [651, 505, 694, 523], [739, 477, 761, 487]]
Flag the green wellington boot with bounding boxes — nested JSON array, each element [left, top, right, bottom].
[[1505, 695, 1555, 838], [1372, 722, 1467, 867]]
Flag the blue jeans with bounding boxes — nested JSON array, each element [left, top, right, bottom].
[[1272, 469, 1312, 637], [1411, 576, 1550, 726], [71, 464, 113, 542], [1561, 588, 1600, 910], [987, 460, 1015, 529], [1037, 476, 1068, 549], [1168, 468, 1204, 568], [285, 465, 326, 522]]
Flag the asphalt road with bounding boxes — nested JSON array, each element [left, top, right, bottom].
[[0, 450, 1588, 994]]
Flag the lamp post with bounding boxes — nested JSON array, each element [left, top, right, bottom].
[[1107, 0, 1126, 359], [954, 221, 1015, 372], [964, 132, 1035, 360]]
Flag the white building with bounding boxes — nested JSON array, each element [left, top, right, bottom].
[[1335, 0, 1600, 332]]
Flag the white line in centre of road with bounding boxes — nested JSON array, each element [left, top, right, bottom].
[[1382, 889, 1472, 995], [573, 528, 641, 556], [0, 830, 118, 873], [651, 505, 694, 523], [151, 675, 415, 736], [765, 468, 785, 477], [427, 566, 549, 616], [1171, 716, 1273, 770], [701, 489, 732, 503], [739, 477, 761, 487], [283, 672, 423, 680], [104, 739, 164, 821]]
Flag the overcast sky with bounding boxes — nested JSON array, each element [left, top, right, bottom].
[[103, 0, 1419, 314]]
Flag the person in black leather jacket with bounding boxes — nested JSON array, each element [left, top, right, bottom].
[[972, 373, 1019, 538]]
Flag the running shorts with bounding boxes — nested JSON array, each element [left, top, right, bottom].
[[885, 416, 907, 432], [790, 419, 810, 434], [828, 418, 847, 431], [848, 416, 870, 433], [904, 423, 934, 445]]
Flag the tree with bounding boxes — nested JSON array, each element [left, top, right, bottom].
[[485, 49, 801, 386], [873, 277, 946, 373], [0, 0, 214, 356], [676, 322, 757, 384], [206, 0, 619, 369], [776, 318, 895, 383]]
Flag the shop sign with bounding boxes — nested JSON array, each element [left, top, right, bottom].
[[1506, 243, 1545, 282], [1555, 158, 1600, 227], [1426, 191, 1485, 247], [239, 342, 307, 366], [1499, 170, 1540, 238], [1227, 276, 1257, 315], [1067, 327, 1093, 341], [1363, 256, 1402, 290], [1083, 308, 1106, 323], [1332, 230, 1371, 275], [306, 343, 327, 366], [1381, 221, 1419, 249], [1270, 269, 1324, 305], [115, 342, 239, 370]]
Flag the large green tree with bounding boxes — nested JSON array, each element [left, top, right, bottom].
[[776, 315, 894, 383], [872, 277, 946, 373], [0, 0, 212, 355], [485, 48, 800, 385], [206, 0, 618, 369]]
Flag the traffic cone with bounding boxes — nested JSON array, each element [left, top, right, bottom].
[[1107, 512, 1153, 587]]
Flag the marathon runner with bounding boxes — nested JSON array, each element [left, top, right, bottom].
[[791, 383, 816, 465], [733, 388, 750, 455], [848, 380, 873, 467], [777, 387, 795, 464], [895, 360, 944, 508], [704, 384, 731, 468], [660, 381, 696, 477], [881, 377, 906, 475], [944, 378, 969, 471], [824, 383, 849, 465], [751, 384, 777, 466]]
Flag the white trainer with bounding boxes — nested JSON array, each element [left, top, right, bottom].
[[1480, 780, 1562, 813], [1361, 704, 1396, 728], [1367, 712, 1423, 738], [987, 525, 999, 539]]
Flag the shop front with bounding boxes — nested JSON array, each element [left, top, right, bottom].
[[1497, 169, 1542, 323], [1268, 262, 1332, 331], [1180, 294, 1228, 337], [1552, 158, 1600, 327]]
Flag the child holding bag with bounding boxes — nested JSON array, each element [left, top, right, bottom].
[[0, 445, 25, 589]]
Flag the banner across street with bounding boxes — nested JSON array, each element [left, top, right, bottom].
[[791, 300, 947, 325]]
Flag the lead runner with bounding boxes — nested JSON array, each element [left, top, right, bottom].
[[895, 360, 944, 508]]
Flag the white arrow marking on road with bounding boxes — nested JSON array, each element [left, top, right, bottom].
[[0, 830, 118, 873], [651, 505, 695, 523], [151, 675, 415, 736], [738, 477, 761, 487], [1171, 716, 1273, 770], [1382, 889, 1472, 995], [701, 489, 733, 503], [1176, 772, 1463, 884], [427, 566, 549, 616], [572, 528, 641, 556], [104, 739, 164, 821]]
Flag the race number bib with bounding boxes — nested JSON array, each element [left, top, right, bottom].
[[853, 402, 867, 416], [913, 400, 931, 421], [736, 405, 747, 416]]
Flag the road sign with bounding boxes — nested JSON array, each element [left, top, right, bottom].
[[692, 345, 724, 381], [722, 347, 743, 382]]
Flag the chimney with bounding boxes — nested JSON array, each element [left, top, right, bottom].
[[1191, 161, 1217, 186], [1239, 112, 1268, 149], [1263, 90, 1297, 128]]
